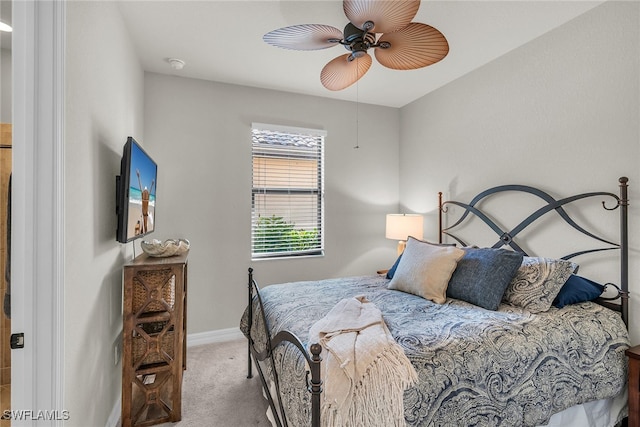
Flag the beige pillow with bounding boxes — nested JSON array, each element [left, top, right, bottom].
[[388, 237, 465, 304]]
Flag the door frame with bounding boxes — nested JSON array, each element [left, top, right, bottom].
[[11, 1, 64, 425]]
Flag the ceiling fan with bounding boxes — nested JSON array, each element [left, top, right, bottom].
[[263, 0, 449, 91]]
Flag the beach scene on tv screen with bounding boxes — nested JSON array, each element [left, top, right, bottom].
[[127, 143, 157, 240]]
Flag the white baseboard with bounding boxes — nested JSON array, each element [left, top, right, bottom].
[[107, 328, 245, 427], [187, 327, 244, 347]]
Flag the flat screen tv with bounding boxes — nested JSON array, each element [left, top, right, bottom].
[[116, 137, 158, 243]]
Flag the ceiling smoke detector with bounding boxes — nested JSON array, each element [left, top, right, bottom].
[[168, 58, 185, 70]]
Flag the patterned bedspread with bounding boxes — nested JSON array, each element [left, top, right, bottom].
[[241, 275, 629, 427]]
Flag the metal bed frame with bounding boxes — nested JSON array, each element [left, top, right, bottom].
[[246, 177, 630, 427], [438, 176, 629, 326], [246, 267, 323, 427]]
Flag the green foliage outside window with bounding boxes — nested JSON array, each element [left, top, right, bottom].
[[253, 215, 319, 253]]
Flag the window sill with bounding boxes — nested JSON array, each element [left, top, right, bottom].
[[251, 252, 325, 262]]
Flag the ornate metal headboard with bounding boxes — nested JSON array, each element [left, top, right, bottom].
[[438, 177, 629, 326]]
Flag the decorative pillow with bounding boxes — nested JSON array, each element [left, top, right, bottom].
[[386, 254, 402, 279], [388, 237, 464, 304], [386, 240, 456, 280], [446, 248, 523, 311], [503, 257, 577, 313], [553, 274, 605, 308]]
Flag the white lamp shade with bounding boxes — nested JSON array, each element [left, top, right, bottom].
[[385, 214, 424, 241]]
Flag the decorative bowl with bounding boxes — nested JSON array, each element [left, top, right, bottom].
[[141, 238, 190, 257]]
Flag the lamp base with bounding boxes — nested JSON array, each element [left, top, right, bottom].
[[397, 240, 406, 256]]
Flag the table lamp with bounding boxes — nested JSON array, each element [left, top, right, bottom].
[[385, 214, 424, 255]]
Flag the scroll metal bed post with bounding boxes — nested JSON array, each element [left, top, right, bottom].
[[247, 268, 254, 379], [619, 177, 629, 327], [438, 192, 444, 244]]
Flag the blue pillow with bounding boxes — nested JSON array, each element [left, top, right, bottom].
[[386, 254, 402, 279], [447, 248, 523, 311], [553, 274, 604, 308]]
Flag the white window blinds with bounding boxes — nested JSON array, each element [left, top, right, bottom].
[[251, 123, 325, 259]]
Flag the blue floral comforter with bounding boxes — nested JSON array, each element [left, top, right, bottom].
[[241, 275, 629, 426]]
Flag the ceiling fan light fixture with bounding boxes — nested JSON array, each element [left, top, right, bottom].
[[361, 20, 375, 32], [264, 0, 448, 91], [349, 50, 367, 61], [343, 23, 377, 56]]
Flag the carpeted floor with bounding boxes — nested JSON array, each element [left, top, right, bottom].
[[158, 339, 271, 427]]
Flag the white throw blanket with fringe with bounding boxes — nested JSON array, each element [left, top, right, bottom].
[[308, 295, 418, 427]]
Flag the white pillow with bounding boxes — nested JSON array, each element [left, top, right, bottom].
[[388, 237, 464, 304]]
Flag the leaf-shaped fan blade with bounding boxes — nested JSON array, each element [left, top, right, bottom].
[[375, 23, 449, 70], [320, 53, 372, 91], [263, 24, 343, 51], [344, 0, 420, 34]]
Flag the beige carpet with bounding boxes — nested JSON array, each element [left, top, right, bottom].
[[158, 339, 271, 427]]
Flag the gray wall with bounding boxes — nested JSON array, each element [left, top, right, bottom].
[[399, 1, 640, 342], [65, 2, 144, 425], [143, 73, 401, 333]]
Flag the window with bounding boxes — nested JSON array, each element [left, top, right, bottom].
[[251, 123, 325, 259]]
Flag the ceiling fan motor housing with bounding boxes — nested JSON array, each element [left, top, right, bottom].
[[343, 22, 377, 59]]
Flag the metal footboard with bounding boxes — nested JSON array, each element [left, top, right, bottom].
[[246, 268, 322, 427]]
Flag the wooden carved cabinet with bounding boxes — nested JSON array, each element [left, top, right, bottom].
[[122, 251, 188, 427]]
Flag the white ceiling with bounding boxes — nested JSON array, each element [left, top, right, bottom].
[[5, 1, 607, 108]]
